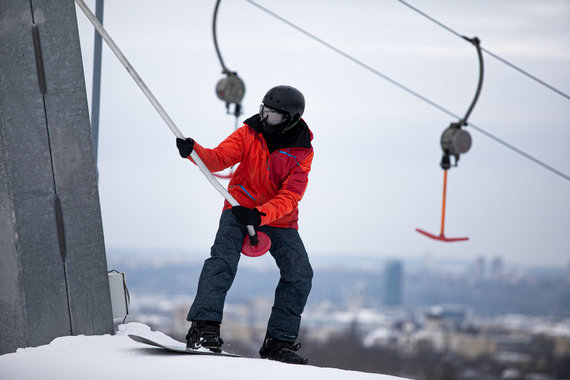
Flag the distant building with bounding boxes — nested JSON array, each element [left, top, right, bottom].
[[491, 256, 504, 281], [383, 260, 403, 306], [421, 253, 433, 276], [473, 256, 486, 282], [426, 304, 471, 331]]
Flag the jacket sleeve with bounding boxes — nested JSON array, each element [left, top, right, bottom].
[[257, 150, 313, 225], [188, 127, 245, 172]]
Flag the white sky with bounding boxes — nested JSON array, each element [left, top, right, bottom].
[[74, 0, 570, 267]]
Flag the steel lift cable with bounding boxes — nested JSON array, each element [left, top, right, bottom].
[[396, 0, 570, 102], [75, 0, 270, 257], [244, 0, 569, 183]]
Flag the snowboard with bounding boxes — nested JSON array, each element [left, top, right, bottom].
[[128, 334, 240, 357]]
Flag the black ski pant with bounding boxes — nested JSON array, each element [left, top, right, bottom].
[[187, 209, 313, 342]]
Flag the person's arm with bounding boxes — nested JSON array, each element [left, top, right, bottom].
[[257, 151, 313, 225], [177, 127, 246, 172]]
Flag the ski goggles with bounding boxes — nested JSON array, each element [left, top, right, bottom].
[[259, 104, 286, 126]]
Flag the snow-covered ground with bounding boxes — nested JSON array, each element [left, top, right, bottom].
[[0, 323, 410, 380]]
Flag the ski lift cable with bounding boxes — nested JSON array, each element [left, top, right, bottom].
[[212, 0, 245, 106], [211, 0, 245, 180], [213, 0, 229, 74], [468, 122, 569, 181], [396, 0, 570, 102], [244, 0, 459, 119], [244, 0, 570, 183]]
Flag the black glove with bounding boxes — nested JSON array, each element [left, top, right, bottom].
[[176, 137, 194, 158], [231, 206, 265, 227]]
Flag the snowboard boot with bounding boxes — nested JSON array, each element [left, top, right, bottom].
[[186, 320, 224, 353], [259, 333, 308, 365]]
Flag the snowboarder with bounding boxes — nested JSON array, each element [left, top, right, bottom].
[[176, 85, 313, 364]]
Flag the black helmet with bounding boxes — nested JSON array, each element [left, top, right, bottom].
[[262, 85, 305, 121]]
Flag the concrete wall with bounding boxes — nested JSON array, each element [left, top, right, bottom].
[[0, 0, 114, 354]]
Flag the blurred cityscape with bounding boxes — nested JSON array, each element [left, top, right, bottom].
[[109, 250, 570, 380]]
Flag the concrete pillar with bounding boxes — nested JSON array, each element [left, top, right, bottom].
[[0, 0, 114, 354]]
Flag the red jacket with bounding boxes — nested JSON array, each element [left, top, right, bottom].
[[189, 115, 313, 229]]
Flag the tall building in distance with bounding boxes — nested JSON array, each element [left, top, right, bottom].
[[473, 256, 486, 282], [383, 260, 403, 306], [491, 256, 504, 281]]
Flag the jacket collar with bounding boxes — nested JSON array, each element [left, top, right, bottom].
[[244, 114, 312, 150]]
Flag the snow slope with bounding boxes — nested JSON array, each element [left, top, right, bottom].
[[0, 323, 410, 380]]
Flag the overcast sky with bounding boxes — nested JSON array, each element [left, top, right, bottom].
[[74, 0, 569, 268]]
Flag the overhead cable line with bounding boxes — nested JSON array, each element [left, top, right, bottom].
[[244, 0, 570, 182], [244, 1, 457, 118], [396, 0, 570, 102], [468, 123, 569, 181], [212, 0, 229, 74], [211, 0, 246, 179]]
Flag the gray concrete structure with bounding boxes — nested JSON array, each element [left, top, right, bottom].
[[0, 0, 114, 354]]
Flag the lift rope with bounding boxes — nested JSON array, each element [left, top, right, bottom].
[[212, 0, 246, 180]]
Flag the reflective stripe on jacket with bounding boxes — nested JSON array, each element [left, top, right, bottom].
[[189, 115, 313, 229]]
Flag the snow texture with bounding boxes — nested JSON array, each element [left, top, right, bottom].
[[0, 323, 410, 380]]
